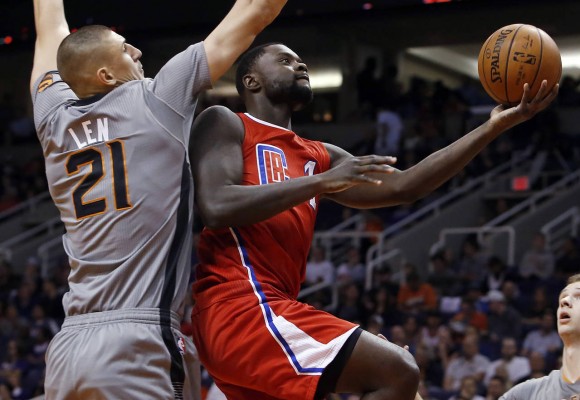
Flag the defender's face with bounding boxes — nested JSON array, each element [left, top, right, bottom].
[[557, 282, 580, 338], [102, 31, 144, 83], [255, 44, 312, 109]]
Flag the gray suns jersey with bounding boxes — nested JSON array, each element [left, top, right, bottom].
[[31, 42, 211, 318], [500, 370, 580, 400]]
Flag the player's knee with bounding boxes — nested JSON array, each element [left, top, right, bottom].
[[389, 351, 420, 399]]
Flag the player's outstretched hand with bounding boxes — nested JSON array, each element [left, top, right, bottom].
[[320, 155, 396, 193], [490, 80, 559, 127]]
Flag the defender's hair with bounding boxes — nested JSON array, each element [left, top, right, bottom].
[[235, 42, 282, 96], [57, 25, 112, 92], [567, 273, 580, 285]]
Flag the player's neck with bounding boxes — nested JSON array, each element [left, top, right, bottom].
[[247, 100, 292, 130], [561, 344, 580, 383]]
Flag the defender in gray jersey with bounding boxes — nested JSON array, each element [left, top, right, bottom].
[[500, 274, 580, 400], [30, 0, 287, 398]]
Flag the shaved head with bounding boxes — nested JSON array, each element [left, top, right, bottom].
[[57, 25, 113, 93]]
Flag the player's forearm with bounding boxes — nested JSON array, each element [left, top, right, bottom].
[[33, 0, 69, 38], [243, 0, 288, 28], [198, 176, 325, 229], [329, 118, 504, 208]]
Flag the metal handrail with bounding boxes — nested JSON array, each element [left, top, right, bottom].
[[486, 169, 580, 227], [0, 191, 52, 222], [434, 226, 516, 266]]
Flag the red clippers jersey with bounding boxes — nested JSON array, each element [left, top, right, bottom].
[[193, 113, 331, 304]]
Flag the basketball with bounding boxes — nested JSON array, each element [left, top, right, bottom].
[[478, 23, 562, 106]]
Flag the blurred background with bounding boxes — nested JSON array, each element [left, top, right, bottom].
[[0, 1, 579, 399]]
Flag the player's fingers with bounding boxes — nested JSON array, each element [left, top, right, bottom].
[[520, 82, 532, 104], [354, 175, 383, 185], [355, 155, 397, 166], [532, 80, 548, 102], [357, 164, 395, 174]]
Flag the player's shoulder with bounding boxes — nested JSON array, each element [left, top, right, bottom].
[[192, 105, 244, 140]]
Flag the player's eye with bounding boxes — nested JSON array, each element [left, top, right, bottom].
[[279, 58, 290, 64]]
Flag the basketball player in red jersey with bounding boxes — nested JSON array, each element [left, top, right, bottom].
[[189, 43, 558, 400]]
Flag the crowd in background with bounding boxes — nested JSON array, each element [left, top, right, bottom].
[[0, 65, 579, 399]]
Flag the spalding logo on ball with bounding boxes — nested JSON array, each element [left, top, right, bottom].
[[478, 23, 562, 106]]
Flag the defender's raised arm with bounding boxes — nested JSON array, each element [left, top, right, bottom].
[[30, 0, 70, 92], [204, 0, 287, 83]]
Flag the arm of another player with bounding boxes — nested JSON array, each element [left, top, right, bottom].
[[323, 81, 559, 208], [204, 0, 287, 83], [191, 106, 396, 229], [30, 0, 70, 92]]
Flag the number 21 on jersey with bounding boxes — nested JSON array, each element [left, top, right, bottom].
[[66, 140, 132, 220]]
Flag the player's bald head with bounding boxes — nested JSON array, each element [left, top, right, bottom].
[[57, 25, 114, 93]]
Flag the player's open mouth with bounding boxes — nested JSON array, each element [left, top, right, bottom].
[[560, 312, 571, 323], [296, 74, 309, 82]]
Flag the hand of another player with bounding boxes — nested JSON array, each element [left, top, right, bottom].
[[490, 80, 559, 126], [320, 155, 396, 193]]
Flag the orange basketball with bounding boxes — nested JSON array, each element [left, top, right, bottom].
[[478, 23, 562, 106]]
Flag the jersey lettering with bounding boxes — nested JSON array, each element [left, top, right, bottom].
[[66, 139, 132, 219], [256, 144, 289, 185], [304, 161, 317, 209]]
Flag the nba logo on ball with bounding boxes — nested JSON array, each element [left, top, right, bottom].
[[478, 23, 562, 106], [177, 336, 186, 355]]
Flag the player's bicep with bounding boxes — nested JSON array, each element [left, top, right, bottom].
[[191, 106, 244, 203]]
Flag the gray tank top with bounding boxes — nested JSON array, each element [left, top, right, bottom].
[[500, 370, 580, 400]]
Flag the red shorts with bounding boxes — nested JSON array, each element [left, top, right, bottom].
[[191, 282, 357, 400]]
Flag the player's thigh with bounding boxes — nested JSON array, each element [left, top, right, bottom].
[[334, 330, 420, 396]]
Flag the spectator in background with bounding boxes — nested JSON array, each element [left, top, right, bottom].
[[483, 337, 530, 387], [397, 270, 438, 314], [304, 245, 335, 287], [420, 310, 451, 359], [356, 56, 381, 118], [428, 251, 461, 297], [521, 287, 550, 329], [336, 246, 366, 285], [374, 100, 403, 158], [521, 311, 562, 358], [452, 297, 489, 333], [363, 284, 404, 328], [334, 282, 365, 324], [443, 333, 490, 392], [482, 256, 509, 293], [514, 351, 549, 383], [518, 232, 555, 281], [555, 236, 580, 279], [486, 290, 522, 346], [457, 237, 489, 292], [485, 375, 507, 400], [448, 375, 485, 400]]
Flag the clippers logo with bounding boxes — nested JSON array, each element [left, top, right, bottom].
[[177, 336, 185, 356], [513, 52, 537, 65], [256, 144, 289, 185]]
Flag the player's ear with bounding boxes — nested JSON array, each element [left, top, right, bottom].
[[243, 73, 260, 92], [97, 67, 117, 87]]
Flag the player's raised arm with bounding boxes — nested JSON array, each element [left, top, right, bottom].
[[30, 0, 70, 92], [204, 0, 287, 83], [324, 81, 559, 209]]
